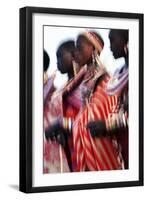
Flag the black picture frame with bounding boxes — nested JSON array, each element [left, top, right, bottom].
[[19, 6, 144, 193]]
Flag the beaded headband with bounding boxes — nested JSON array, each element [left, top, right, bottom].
[[83, 31, 104, 53]]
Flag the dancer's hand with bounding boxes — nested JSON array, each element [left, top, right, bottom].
[[45, 123, 67, 146], [87, 120, 107, 137]]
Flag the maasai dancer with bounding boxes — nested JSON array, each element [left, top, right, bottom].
[[43, 50, 56, 105], [43, 49, 70, 173], [105, 29, 129, 169], [44, 41, 84, 172], [72, 31, 124, 171]]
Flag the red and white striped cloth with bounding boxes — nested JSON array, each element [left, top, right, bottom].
[[43, 78, 70, 173], [43, 67, 87, 173], [73, 75, 124, 171]]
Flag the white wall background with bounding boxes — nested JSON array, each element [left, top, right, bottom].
[[0, 0, 146, 199]]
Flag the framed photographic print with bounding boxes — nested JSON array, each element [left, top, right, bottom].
[[19, 6, 144, 193]]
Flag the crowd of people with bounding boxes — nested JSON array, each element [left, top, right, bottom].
[[43, 29, 129, 173]]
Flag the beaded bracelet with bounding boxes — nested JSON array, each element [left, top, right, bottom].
[[62, 117, 72, 132]]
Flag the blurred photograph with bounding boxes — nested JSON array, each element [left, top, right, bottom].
[[43, 26, 129, 173]]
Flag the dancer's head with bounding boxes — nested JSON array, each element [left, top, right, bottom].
[[75, 31, 104, 66]]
